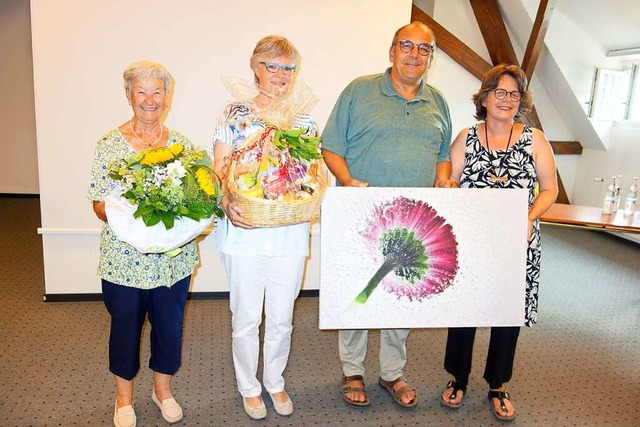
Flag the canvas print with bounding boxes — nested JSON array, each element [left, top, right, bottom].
[[319, 187, 528, 329]]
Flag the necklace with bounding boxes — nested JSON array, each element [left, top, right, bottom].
[[484, 123, 514, 185], [129, 119, 163, 147]]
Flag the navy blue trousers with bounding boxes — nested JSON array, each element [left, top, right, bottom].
[[444, 326, 520, 390], [102, 276, 190, 381]]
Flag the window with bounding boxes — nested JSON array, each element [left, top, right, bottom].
[[588, 68, 630, 120], [625, 64, 640, 120], [588, 64, 640, 121]]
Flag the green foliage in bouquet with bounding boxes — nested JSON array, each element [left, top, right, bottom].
[[273, 128, 322, 163], [108, 144, 224, 229]]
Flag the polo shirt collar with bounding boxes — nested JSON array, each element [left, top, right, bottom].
[[381, 67, 430, 102]]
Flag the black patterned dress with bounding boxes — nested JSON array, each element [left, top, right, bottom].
[[460, 124, 540, 327]]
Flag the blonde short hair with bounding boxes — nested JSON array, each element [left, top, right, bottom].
[[249, 35, 299, 83]]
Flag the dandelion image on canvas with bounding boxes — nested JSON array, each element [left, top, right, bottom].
[[353, 196, 459, 304]]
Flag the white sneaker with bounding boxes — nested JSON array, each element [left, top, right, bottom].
[[113, 402, 136, 427], [152, 391, 183, 423]]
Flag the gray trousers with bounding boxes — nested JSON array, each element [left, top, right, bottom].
[[338, 329, 410, 381]]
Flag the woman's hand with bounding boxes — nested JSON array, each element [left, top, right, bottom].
[[221, 194, 256, 229], [92, 201, 107, 222], [345, 177, 369, 187], [527, 219, 533, 242]]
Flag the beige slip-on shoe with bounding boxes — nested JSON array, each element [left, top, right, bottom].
[[152, 391, 183, 423]]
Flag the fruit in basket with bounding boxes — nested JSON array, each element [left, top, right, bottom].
[[236, 172, 264, 198]]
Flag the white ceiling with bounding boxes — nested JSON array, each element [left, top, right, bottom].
[[556, 0, 640, 52]]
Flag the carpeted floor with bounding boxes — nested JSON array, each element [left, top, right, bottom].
[[0, 196, 638, 426]]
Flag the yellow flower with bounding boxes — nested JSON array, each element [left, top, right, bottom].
[[195, 168, 216, 196], [140, 147, 176, 165], [169, 143, 184, 156]]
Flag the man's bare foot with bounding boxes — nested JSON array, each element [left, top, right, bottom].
[[341, 374, 370, 407], [392, 378, 416, 405]]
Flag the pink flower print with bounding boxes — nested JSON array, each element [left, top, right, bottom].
[[354, 196, 459, 304]]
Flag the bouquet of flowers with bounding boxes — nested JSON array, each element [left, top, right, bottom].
[[224, 77, 326, 226], [105, 143, 224, 254]]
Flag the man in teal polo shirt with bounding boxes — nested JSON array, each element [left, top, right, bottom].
[[322, 21, 455, 409]]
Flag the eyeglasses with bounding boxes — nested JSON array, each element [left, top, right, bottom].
[[395, 39, 434, 56], [260, 62, 296, 75], [492, 88, 522, 101]]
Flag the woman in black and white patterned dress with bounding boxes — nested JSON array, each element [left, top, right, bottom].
[[440, 64, 558, 421]]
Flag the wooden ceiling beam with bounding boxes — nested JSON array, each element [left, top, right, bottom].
[[521, 0, 558, 84], [411, 5, 491, 80], [469, 0, 518, 66], [550, 141, 583, 155]]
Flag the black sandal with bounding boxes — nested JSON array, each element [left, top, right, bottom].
[[488, 390, 516, 421], [440, 380, 466, 409]]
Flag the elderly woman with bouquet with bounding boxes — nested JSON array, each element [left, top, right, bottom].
[[88, 61, 220, 427], [212, 35, 320, 420]]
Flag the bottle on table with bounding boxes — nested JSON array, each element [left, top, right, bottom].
[[614, 175, 622, 211], [623, 177, 638, 217], [602, 176, 617, 215]]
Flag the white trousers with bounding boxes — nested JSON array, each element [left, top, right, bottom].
[[222, 254, 305, 397], [338, 329, 410, 381]]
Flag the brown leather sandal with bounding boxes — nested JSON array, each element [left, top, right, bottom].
[[378, 376, 418, 408], [341, 374, 371, 407]]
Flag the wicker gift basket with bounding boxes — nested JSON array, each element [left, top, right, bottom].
[[223, 77, 326, 227], [228, 158, 326, 227]]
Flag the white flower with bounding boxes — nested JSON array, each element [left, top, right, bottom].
[[152, 166, 169, 187], [166, 159, 187, 186]]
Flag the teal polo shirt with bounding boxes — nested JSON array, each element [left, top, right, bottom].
[[322, 68, 452, 187]]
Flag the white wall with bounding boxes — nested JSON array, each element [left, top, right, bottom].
[[0, 0, 38, 194], [31, 0, 411, 295], [30, 0, 640, 296]]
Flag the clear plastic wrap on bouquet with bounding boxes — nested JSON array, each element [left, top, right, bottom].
[[105, 190, 212, 254]]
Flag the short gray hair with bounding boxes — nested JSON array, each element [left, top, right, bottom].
[[249, 35, 299, 83], [123, 61, 173, 95]]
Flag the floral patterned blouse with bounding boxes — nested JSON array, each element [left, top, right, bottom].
[[87, 129, 198, 290]]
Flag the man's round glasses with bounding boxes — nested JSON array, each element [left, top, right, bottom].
[[395, 39, 434, 56], [260, 61, 296, 75], [492, 88, 522, 101]]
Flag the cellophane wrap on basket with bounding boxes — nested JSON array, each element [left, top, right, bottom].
[[222, 77, 326, 227], [105, 189, 212, 254], [222, 76, 318, 129]]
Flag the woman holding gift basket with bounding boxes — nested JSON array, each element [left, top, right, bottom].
[[212, 35, 322, 420], [88, 61, 220, 427]]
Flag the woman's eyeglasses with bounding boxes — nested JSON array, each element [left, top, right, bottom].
[[395, 40, 434, 56], [260, 62, 296, 75], [492, 88, 522, 101]]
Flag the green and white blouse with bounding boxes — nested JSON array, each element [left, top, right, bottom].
[[87, 129, 198, 290]]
